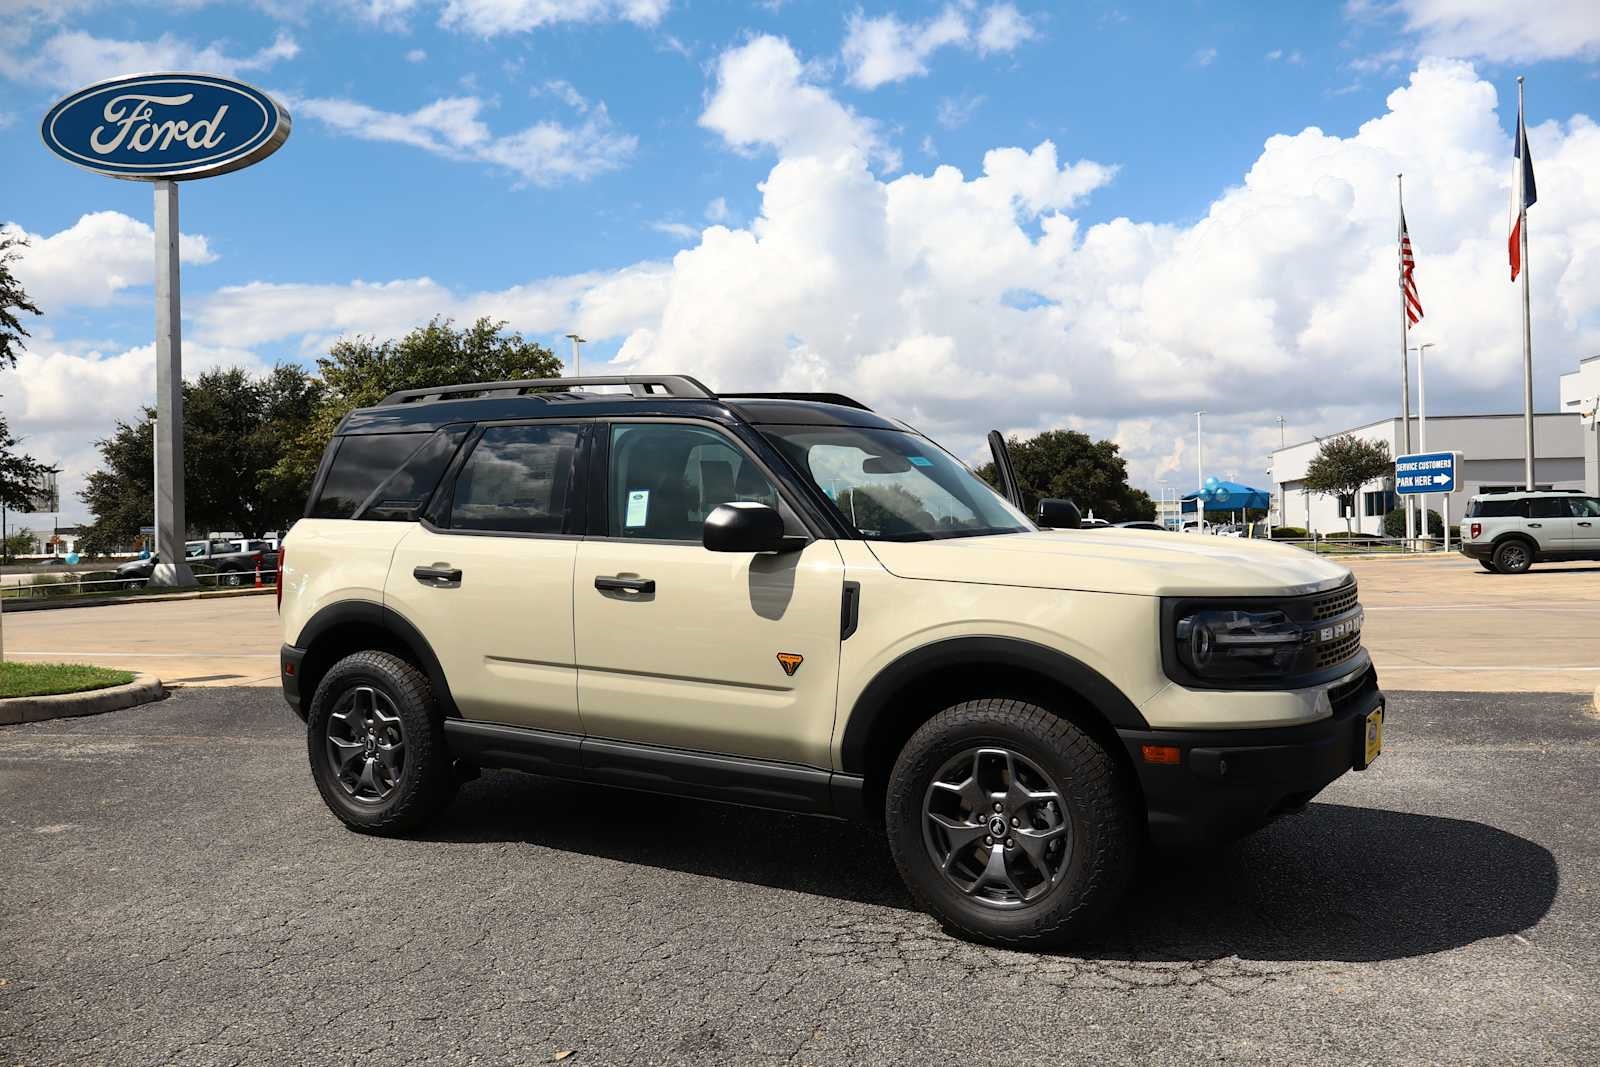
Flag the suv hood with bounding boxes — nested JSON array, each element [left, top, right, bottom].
[[865, 529, 1351, 598]]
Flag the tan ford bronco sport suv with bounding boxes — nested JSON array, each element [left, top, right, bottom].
[[279, 375, 1384, 947]]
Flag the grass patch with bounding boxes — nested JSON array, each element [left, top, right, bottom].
[[0, 661, 136, 698]]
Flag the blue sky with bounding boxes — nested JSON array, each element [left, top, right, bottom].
[[3, 1, 1599, 523]]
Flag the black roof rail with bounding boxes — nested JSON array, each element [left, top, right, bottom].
[[379, 374, 716, 406], [720, 391, 873, 412]]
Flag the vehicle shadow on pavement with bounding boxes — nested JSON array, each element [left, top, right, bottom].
[[428, 776, 1556, 963]]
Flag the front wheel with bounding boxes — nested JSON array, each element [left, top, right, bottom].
[[885, 698, 1138, 948], [1491, 540, 1533, 574], [307, 651, 456, 835], [221, 570, 244, 587]]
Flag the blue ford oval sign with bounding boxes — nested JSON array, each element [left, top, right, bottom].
[[41, 72, 291, 181]]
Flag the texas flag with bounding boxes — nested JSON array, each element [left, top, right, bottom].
[[1508, 97, 1537, 281]]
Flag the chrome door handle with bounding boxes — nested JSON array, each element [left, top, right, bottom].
[[414, 564, 462, 585], [595, 575, 655, 595]]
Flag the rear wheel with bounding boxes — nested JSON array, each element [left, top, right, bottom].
[[1478, 560, 1499, 573], [1491, 539, 1533, 574], [221, 570, 244, 587], [884, 698, 1137, 948], [307, 651, 456, 834]]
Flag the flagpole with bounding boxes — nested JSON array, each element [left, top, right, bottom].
[[1398, 174, 1414, 544], [1518, 76, 1536, 490]]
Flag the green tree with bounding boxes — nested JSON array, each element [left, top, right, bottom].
[[272, 316, 561, 493], [0, 231, 41, 369], [1303, 434, 1393, 535], [2, 528, 35, 559], [79, 364, 320, 550], [0, 230, 57, 509], [977, 429, 1156, 523]]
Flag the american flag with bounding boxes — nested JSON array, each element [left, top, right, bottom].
[[1399, 208, 1423, 327]]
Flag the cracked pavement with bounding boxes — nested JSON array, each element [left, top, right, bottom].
[[2, 687, 1597, 1065]]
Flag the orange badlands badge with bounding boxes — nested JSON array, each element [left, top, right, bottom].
[[776, 652, 804, 677]]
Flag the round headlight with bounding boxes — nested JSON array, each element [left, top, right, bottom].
[[1189, 620, 1214, 666]]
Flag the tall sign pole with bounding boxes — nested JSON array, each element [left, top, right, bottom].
[[151, 181, 194, 586], [41, 73, 291, 587]]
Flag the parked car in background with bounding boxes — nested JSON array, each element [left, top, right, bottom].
[[115, 539, 276, 587], [1113, 521, 1168, 531], [1458, 491, 1600, 573], [1078, 517, 1111, 529]]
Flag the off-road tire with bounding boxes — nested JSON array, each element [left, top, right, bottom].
[[307, 651, 456, 835], [1478, 560, 1499, 573], [1491, 539, 1533, 574], [885, 698, 1138, 948]]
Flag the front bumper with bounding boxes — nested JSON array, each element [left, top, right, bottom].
[[280, 643, 306, 719], [1117, 666, 1384, 850], [1458, 542, 1493, 561]]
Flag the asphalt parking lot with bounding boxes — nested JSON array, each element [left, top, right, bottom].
[[3, 686, 1597, 1066]]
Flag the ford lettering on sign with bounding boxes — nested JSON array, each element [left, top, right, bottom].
[[40, 72, 291, 180]]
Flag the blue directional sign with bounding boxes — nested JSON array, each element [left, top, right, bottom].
[[1395, 450, 1459, 494], [40, 73, 291, 181]]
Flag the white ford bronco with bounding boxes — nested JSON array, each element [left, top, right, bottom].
[[279, 375, 1384, 947]]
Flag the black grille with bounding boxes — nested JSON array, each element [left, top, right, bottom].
[[1315, 629, 1362, 669], [1313, 581, 1358, 620]]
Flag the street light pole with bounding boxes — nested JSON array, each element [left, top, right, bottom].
[[564, 333, 586, 376], [1194, 410, 1206, 533]]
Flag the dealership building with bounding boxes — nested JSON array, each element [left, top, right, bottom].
[[1269, 412, 1587, 536]]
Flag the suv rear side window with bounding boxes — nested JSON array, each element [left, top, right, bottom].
[[1526, 498, 1570, 519], [1466, 498, 1523, 518], [360, 428, 468, 521], [310, 433, 430, 519], [447, 424, 581, 534]]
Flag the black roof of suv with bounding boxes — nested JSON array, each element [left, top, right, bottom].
[[336, 374, 905, 436]]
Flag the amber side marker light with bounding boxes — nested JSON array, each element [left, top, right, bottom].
[[1141, 744, 1182, 765]]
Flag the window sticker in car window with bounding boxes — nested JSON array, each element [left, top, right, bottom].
[[908, 456, 933, 467], [625, 490, 650, 528]]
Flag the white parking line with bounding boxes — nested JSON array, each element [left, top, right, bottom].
[[1374, 664, 1600, 672], [4, 651, 279, 658]]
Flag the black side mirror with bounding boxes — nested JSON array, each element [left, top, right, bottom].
[[703, 503, 799, 553], [1036, 498, 1081, 529]]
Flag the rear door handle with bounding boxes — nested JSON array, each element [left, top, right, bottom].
[[1527, 523, 1542, 528], [414, 564, 462, 585], [595, 575, 655, 595]]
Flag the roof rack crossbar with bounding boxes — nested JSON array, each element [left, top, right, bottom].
[[380, 374, 715, 406], [719, 391, 873, 412]]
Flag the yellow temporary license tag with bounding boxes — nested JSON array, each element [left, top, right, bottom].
[[1363, 708, 1384, 767]]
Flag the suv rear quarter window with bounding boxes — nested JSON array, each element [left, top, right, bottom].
[[310, 433, 431, 519], [1466, 498, 1523, 518]]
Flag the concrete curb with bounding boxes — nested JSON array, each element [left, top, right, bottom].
[[1, 586, 272, 613], [0, 672, 166, 725]]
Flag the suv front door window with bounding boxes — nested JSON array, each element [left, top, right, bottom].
[[574, 421, 844, 764], [1524, 497, 1579, 552], [1569, 497, 1600, 551]]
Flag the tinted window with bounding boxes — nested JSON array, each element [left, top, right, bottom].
[[1466, 498, 1523, 518], [1574, 498, 1600, 518], [608, 424, 783, 541], [1526, 498, 1569, 519], [448, 424, 580, 534], [360, 428, 468, 521], [311, 434, 429, 519]]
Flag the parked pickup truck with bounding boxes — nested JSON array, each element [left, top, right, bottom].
[[115, 539, 277, 587]]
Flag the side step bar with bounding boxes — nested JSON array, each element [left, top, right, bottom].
[[442, 719, 866, 820]]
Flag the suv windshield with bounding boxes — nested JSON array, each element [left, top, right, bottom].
[[763, 426, 1031, 541]]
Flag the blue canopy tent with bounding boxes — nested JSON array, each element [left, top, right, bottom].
[[1181, 479, 1273, 517]]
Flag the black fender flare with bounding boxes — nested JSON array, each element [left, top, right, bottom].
[[838, 636, 1149, 775], [292, 600, 459, 717]]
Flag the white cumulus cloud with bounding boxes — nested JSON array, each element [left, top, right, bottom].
[[1390, 0, 1600, 63], [294, 93, 636, 186], [2, 213, 216, 312], [842, 3, 1038, 89], [0, 30, 300, 91], [438, 0, 669, 36]]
